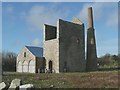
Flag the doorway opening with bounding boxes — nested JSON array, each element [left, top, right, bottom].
[[49, 61, 52, 73]]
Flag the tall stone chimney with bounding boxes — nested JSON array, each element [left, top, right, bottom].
[[88, 7, 94, 28], [86, 7, 97, 71]]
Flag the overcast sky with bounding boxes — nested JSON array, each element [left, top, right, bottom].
[[2, 2, 118, 57]]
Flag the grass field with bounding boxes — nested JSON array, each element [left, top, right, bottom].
[[2, 70, 119, 88]]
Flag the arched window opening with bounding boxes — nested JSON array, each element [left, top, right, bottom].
[[91, 38, 94, 45], [64, 61, 67, 72], [77, 38, 80, 44], [24, 52, 26, 57], [49, 61, 52, 73]]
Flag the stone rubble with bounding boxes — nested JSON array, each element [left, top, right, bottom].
[[2, 78, 56, 89], [19, 84, 34, 90], [0, 82, 7, 90], [8, 79, 22, 90], [50, 85, 54, 88], [2, 79, 34, 90]]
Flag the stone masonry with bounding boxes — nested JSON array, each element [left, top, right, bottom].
[[43, 18, 86, 73], [17, 7, 97, 73], [86, 7, 97, 71], [43, 7, 97, 73]]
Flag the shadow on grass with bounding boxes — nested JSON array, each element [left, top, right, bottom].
[[98, 67, 120, 71], [2, 67, 120, 76]]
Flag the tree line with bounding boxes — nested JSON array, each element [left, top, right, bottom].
[[97, 53, 120, 69], [0, 51, 120, 72], [2, 51, 17, 71]]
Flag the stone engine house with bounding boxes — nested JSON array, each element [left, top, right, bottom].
[[16, 7, 97, 73], [43, 19, 86, 73]]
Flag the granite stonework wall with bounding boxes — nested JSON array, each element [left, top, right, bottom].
[[86, 7, 97, 71], [43, 19, 86, 73], [43, 24, 59, 73], [43, 39, 59, 73], [58, 19, 86, 72], [86, 28, 97, 71]]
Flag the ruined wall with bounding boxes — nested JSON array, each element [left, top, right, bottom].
[[43, 24, 59, 73], [44, 24, 57, 41], [58, 19, 86, 72], [43, 39, 59, 73]]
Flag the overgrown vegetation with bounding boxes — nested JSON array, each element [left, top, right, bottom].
[[97, 54, 119, 70], [2, 51, 17, 71], [1, 51, 119, 71], [2, 70, 119, 88], [1, 52, 119, 88]]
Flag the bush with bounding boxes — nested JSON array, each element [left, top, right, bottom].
[[97, 54, 119, 69]]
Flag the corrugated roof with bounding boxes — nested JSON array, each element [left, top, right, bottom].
[[25, 46, 43, 57]]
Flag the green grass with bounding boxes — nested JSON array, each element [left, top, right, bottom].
[[2, 70, 119, 88]]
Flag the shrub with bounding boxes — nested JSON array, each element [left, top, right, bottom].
[[97, 53, 119, 69]]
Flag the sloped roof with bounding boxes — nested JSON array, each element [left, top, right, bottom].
[[25, 46, 43, 57]]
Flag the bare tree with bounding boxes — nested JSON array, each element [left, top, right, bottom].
[[2, 51, 17, 72]]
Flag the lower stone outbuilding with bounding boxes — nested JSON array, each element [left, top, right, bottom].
[[16, 46, 45, 73]]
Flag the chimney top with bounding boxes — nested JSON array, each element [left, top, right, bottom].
[[88, 7, 92, 9], [88, 7, 94, 29]]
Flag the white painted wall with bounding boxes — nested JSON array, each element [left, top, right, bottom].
[[17, 61, 22, 72], [28, 60, 35, 73]]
